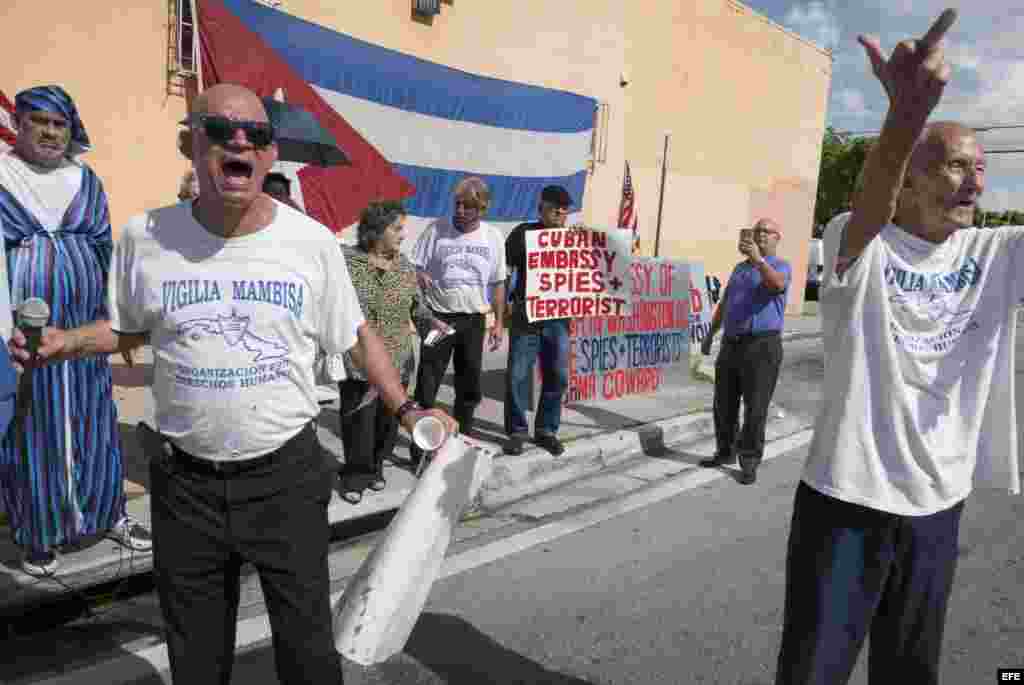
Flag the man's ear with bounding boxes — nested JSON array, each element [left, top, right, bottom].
[[177, 130, 193, 160]]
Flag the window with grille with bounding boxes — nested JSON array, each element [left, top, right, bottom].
[[167, 0, 198, 96], [413, 0, 442, 17], [177, 0, 196, 73]]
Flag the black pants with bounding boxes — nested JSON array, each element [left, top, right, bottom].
[[414, 311, 486, 434], [149, 423, 341, 685], [776, 482, 964, 685], [338, 379, 400, 491], [713, 333, 783, 461]]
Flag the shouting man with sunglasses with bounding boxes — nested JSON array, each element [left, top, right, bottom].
[[699, 217, 791, 485], [9, 83, 456, 685]]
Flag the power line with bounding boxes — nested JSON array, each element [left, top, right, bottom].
[[839, 123, 1024, 137]]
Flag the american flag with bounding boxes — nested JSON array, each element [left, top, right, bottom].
[[0, 89, 16, 152], [617, 160, 640, 255]]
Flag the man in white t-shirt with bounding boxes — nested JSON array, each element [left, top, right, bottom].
[[11, 84, 456, 685], [409, 177, 507, 463], [775, 11, 1023, 684]]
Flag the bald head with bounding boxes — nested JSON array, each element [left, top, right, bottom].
[[897, 120, 985, 240], [751, 217, 782, 256], [185, 83, 278, 221], [909, 121, 978, 174], [190, 83, 268, 121]]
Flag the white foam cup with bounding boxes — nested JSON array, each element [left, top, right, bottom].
[[412, 415, 447, 452]]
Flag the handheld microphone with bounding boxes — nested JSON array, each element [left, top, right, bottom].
[[17, 298, 51, 359]]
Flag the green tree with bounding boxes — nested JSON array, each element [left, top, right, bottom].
[[814, 127, 874, 233]]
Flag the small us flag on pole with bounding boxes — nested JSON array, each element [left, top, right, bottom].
[[0, 89, 17, 153], [618, 161, 640, 255]]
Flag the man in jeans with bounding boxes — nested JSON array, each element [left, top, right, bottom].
[[503, 185, 573, 456]]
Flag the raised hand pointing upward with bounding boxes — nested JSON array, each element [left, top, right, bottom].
[[857, 8, 957, 123], [840, 9, 961, 259]]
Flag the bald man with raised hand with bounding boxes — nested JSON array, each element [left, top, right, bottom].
[[10, 83, 456, 685], [774, 10, 1024, 685]]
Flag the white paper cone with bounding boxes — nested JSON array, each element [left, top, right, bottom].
[[333, 435, 494, 665]]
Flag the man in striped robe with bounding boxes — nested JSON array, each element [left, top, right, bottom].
[[0, 85, 150, 576]]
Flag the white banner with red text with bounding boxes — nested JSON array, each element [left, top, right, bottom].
[[564, 258, 695, 403], [524, 226, 634, 322]]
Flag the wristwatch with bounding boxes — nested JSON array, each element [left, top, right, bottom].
[[395, 399, 422, 423]]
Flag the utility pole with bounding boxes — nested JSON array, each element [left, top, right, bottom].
[[654, 132, 671, 258]]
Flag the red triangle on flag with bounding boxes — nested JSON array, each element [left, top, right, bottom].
[[0, 90, 17, 148], [196, 0, 415, 232]]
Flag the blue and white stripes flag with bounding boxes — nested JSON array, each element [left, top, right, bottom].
[[199, 0, 597, 241]]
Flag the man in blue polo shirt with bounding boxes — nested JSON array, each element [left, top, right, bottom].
[[699, 218, 791, 484]]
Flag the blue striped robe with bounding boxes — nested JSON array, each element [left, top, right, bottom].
[[0, 165, 123, 551]]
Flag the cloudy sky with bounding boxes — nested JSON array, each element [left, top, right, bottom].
[[745, 2, 1024, 212]]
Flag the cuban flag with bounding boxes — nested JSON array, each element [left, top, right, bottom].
[[197, 0, 597, 242], [0, 90, 17, 153]]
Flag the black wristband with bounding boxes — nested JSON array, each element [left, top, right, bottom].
[[395, 399, 421, 422]]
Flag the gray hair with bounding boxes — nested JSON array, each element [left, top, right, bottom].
[[357, 200, 406, 251]]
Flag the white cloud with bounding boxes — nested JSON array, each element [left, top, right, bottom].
[[979, 186, 1024, 214], [835, 87, 869, 118], [936, 59, 1024, 126], [784, 2, 841, 52], [946, 41, 982, 71]]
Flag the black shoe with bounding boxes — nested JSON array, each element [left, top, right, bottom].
[[738, 456, 759, 485], [535, 433, 565, 456], [699, 452, 735, 468], [504, 434, 526, 455]]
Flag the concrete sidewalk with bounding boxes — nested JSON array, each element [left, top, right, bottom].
[[0, 315, 822, 616]]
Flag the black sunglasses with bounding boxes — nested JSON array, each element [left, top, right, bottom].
[[182, 114, 275, 148]]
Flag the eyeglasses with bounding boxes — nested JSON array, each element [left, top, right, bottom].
[[454, 200, 483, 213], [182, 114, 275, 149]]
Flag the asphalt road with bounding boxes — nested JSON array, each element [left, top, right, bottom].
[[222, 334, 1024, 684], [225, 436, 1023, 685]]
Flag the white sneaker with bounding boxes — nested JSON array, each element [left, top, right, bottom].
[[107, 516, 153, 551]]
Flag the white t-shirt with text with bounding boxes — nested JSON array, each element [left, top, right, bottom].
[[805, 222, 1024, 515], [109, 201, 364, 461], [411, 218, 507, 314]]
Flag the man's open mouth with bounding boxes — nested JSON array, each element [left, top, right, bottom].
[[222, 159, 254, 185]]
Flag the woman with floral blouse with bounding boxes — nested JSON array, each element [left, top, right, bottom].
[[339, 201, 449, 504]]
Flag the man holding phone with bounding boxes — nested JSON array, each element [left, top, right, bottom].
[[699, 218, 791, 484]]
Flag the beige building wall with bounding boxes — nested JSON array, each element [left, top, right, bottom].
[[0, 1, 829, 315], [0, 2, 190, 233], [624, 0, 832, 312]]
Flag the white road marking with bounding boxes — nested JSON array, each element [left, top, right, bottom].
[[438, 430, 813, 578], [27, 430, 813, 685]]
